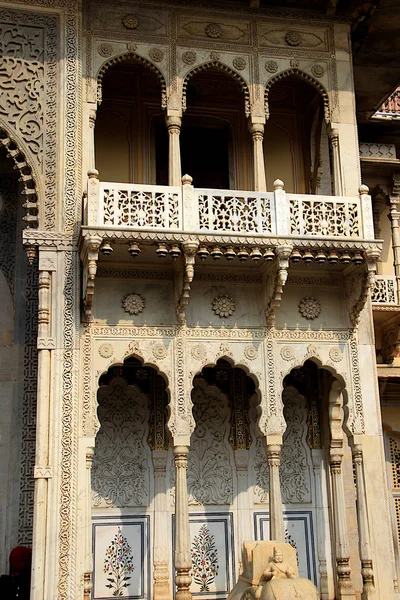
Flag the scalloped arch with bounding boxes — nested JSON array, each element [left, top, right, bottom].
[[182, 61, 251, 117], [0, 125, 40, 228], [96, 52, 167, 109], [265, 69, 330, 124]]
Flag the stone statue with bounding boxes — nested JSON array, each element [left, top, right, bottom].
[[260, 547, 296, 582]]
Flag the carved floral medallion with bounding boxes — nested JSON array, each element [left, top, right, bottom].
[[285, 31, 301, 46], [265, 60, 278, 73], [183, 50, 197, 65], [122, 293, 145, 315], [97, 43, 114, 57], [233, 57, 246, 70], [212, 295, 236, 318], [298, 297, 321, 320], [311, 64, 325, 78], [149, 48, 164, 62], [122, 14, 139, 29], [205, 23, 222, 39]]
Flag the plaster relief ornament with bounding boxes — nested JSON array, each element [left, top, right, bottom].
[[311, 64, 325, 78], [97, 43, 114, 57], [233, 56, 246, 70], [329, 347, 343, 362], [149, 47, 164, 62], [152, 344, 167, 360], [212, 295, 236, 318], [191, 344, 207, 361], [182, 50, 196, 65], [210, 52, 221, 61], [122, 293, 145, 315], [244, 345, 257, 360], [265, 60, 278, 74], [126, 42, 137, 52], [280, 346, 295, 361], [285, 31, 301, 46], [206, 23, 222, 39], [122, 14, 139, 29], [298, 297, 321, 320], [99, 343, 114, 359], [290, 59, 299, 68]]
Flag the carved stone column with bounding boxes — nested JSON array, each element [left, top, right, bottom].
[[31, 252, 56, 599], [88, 107, 97, 172], [389, 193, 400, 303], [234, 449, 252, 571], [166, 115, 182, 187], [249, 122, 267, 192], [174, 445, 192, 600], [329, 128, 344, 196], [352, 445, 375, 599], [84, 447, 95, 600], [266, 444, 285, 542], [153, 450, 171, 600]]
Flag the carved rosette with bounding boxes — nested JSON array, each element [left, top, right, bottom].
[[212, 295, 236, 318], [149, 48, 164, 63], [205, 23, 222, 39], [152, 344, 167, 360], [122, 14, 139, 29], [99, 343, 114, 359], [280, 346, 295, 361], [285, 31, 301, 46], [311, 64, 325, 78], [182, 51, 196, 65], [97, 43, 114, 57], [329, 347, 343, 363], [298, 297, 321, 320], [122, 293, 145, 315], [233, 57, 246, 71], [191, 344, 207, 361], [265, 60, 278, 74]]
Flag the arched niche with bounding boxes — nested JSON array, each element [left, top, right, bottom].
[[264, 72, 332, 195], [95, 55, 168, 185], [181, 63, 252, 190]]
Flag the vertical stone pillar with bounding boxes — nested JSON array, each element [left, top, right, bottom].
[[329, 450, 356, 599], [174, 445, 192, 600], [234, 449, 252, 571], [166, 115, 182, 187], [88, 107, 97, 172], [266, 443, 285, 542], [312, 449, 335, 600], [329, 128, 344, 196], [84, 447, 95, 600], [389, 194, 400, 303], [31, 252, 56, 600], [249, 122, 267, 192], [352, 444, 375, 599], [153, 450, 171, 600]]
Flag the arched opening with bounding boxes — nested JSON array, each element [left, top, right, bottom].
[[264, 75, 332, 195], [95, 57, 168, 185], [182, 67, 251, 190], [91, 356, 170, 599]]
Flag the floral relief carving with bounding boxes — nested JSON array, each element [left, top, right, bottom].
[[149, 47, 164, 62], [122, 14, 139, 29], [311, 64, 325, 78], [122, 293, 145, 315], [298, 297, 321, 320], [187, 380, 233, 505], [99, 343, 114, 359], [265, 60, 278, 73], [233, 57, 246, 71], [205, 23, 222, 39], [285, 31, 301, 46], [126, 42, 137, 52], [182, 50, 196, 65], [97, 43, 114, 57], [329, 347, 343, 363], [244, 345, 257, 361], [212, 295, 236, 318], [92, 380, 149, 507], [290, 59, 299, 68], [152, 344, 167, 360], [280, 346, 295, 361], [191, 344, 206, 361]]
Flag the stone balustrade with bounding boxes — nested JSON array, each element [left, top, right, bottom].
[[359, 143, 397, 160], [84, 172, 375, 240], [371, 275, 398, 305]]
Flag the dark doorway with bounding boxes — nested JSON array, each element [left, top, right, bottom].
[[180, 125, 231, 189]]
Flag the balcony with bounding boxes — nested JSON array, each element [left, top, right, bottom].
[[84, 173, 375, 241]]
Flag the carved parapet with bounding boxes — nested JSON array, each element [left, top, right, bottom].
[[80, 235, 102, 321], [263, 245, 292, 326]]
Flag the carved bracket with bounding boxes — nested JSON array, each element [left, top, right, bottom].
[[263, 245, 292, 326], [176, 241, 198, 324], [80, 235, 102, 321], [344, 248, 380, 327]]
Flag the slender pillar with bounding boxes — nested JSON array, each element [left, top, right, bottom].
[[352, 445, 375, 599], [153, 450, 171, 600], [249, 122, 267, 192], [166, 115, 182, 187], [312, 449, 335, 600], [329, 128, 344, 196], [84, 447, 95, 600], [329, 449, 356, 599], [389, 197, 400, 304], [266, 444, 285, 542], [174, 445, 192, 600], [234, 449, 252, 572], [31, 255, 56, 600]]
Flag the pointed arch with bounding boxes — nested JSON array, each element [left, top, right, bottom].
[[96, 52, 167, 108], [0, 126, 40, 228], [182, 60, 250, 117], [265, 69, 330, 124]]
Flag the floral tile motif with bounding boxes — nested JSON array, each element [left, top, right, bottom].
[[191, 525, 219, 591]]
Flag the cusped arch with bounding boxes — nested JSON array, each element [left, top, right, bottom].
[[182, 60, 251, 117], [265, 68, 330, 124], [0, 125, 40, 228], [96, 52, 167, 108]]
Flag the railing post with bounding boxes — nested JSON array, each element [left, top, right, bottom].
[[274, 179, 290, 236], [359, 184, 374, 239], [87, 170, 100, 226], [182, 174, 198, 232], [329, 128, 344, 197]]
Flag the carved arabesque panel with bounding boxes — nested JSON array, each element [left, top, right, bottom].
[[92, 378, 150, 507]]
